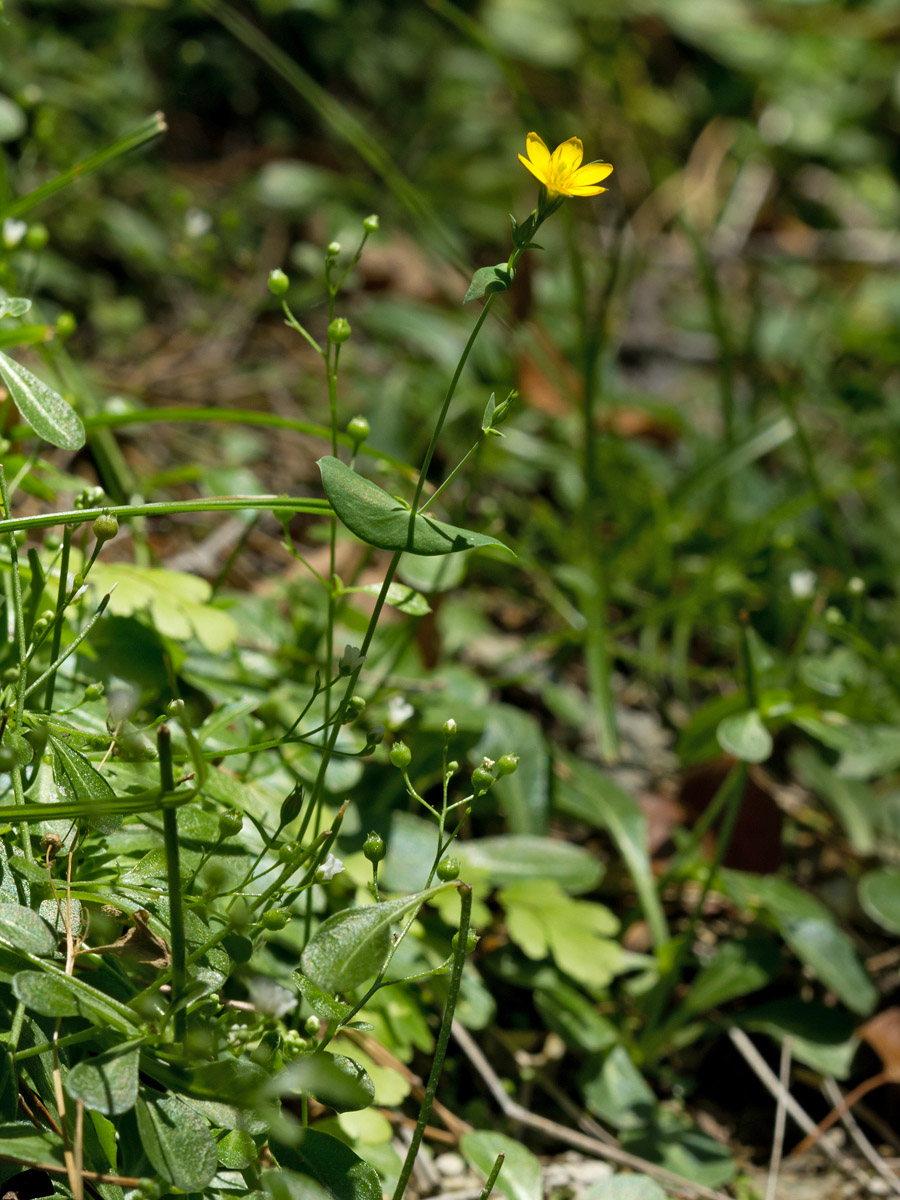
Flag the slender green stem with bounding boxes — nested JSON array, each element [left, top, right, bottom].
[[158, 727, 186, 1043], [391, 884, 472, 1200], [43, 526, 72, 713], [0, 495, 330, 537], [24, 591, 112, 700], [417, 437, 483, 515], [1, 466, 34, 864], [478, 1154, 506, 1200]]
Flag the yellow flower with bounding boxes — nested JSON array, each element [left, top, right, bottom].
[[518, 132, 613, 198]]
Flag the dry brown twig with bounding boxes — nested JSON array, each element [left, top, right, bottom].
[[822, 1076, 900, 1198], [452, 1020, 734, 1200]]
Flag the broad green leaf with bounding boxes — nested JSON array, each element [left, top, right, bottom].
[[860, 869, 900, 934], [268, 1128, 381, 1200], [623, 1111, 734, 1188], [12, 966, 141, 1031], [292, 972, 353, 1020], [300, 885, 450, 992], [716, 709, 772, 763], [0, 298, 31, 319], [463, 262, 514, 303], [0, 1123, 65, 1170], [51, 736, 122, 834], [721, 871, 876, 1015], [680, 937, 779, 1017], [218, 1129, 257, 1169], [89, 563, 238, 652], [0, 351, 85, 450], [474, 705, 549, 835], [791, 745, 877, 854], [340, 582, 431, 616], [0, 904, 57, 956], [66, 1045, 140, 1116], [578, 1046, 656, 1131], [285, 1052, 374, 1112], [318, 456, 511, 557], [533, 982, 618, 1053], [461, 1131, 541, 1200], [737, 998, 858, 1078], [1, 732, 33, 768], [585, 1177, 667, 1200], [458, 835, 602, 893], [136, 1094, 218, 1192], [554, 753, 667, 943]]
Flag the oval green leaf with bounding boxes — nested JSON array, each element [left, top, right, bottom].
[[300, 885, 449, 993], [50, 736, 122, 833], [860, 869, 900, 935], [458, 836, 602, 893], [461, 1131, 541, 1200], [66, 1045, 140, 1116], [136, 1094, 218, 1192], [463, 262, 514, 304], [716, 709, 772, 763], [267, 1128, 381, 1200], [0, 351, 85, 450], [0, 904, 57, 956], [318, 456, 511, 557]]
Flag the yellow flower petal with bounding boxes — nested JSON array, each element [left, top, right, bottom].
[[524, 131, 552, 174], [551, 137, 584, 176], [518, 153, 550, 186], [564, 183, 608, 197], [570, 161, 614, 187]]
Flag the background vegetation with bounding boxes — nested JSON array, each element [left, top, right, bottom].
[[2, 1, 900, 1198]]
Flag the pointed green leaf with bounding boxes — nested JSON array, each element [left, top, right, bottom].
[[12, 966, 141, 1031], [318, 456, 511, 557], [859, 869, 900, 934], [0, 351, 85, 450], [50, 736, 122, 834], [136, 1095, 218, 1192], [285, 1052, 374, 1112], [463, 262, 514, 303], [66, 1046, 140, 1116], [300, 885, 450, 992], [291, 971, 352, 1020]]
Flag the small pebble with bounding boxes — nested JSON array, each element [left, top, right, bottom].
[[435, 1153, 467, 1179]]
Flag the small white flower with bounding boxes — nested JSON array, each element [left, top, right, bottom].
[[184, 207, 212, 238], [789, 569, 816, 600], [247, 977, 297, 1019], [2, 219, 27, 249], [316, 853, 344, 882], [388, 694, 414, 729]]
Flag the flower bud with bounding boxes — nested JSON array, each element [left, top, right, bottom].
[[437, 856, 460, 881], [279, 784, 304, 828], [363, 214, 379, 233], [389, 740, 411, 770], [327, 317, 352, 345], [343, 695, 366, 723], [471, 760, 495, 792], [92, 512, 118, 543], [84, 682, 104, 700], [25, 223, 48, 251], [442, 718, 457, 738], [218, 810, 244, 839], [346, 415, 370, 446], [268, 268, 289, 295], [452, 930, 478, 954], [497, 753, 519, 776], [55, 312, 76, 340], [261, 907, 291, 931], [327, 241, 341, 256], [363, 831, 386, 863], [304, 1014, 321, 1036]]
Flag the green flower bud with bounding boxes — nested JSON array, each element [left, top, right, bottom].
[[389, 740, 411, 770], [447, 760, 459, 774], [261, 906, 291, 931], [84, 682, 104, 700], [436, 856, 460, 881], [279, 784, 304, 828], [327, 241, 341, 257], [471, 759, 495, 792], [218, 810, 244, 838], [12, 531, 25, 548], [25, 223, 48, 251], [346, 415, 370, 446], [363, 214, 379, 233], [268, 268, 290, 295], [343, 695, 366, 723], [363, 831, 386, 863], [364, 724, 385, 750], [304, 1014, 321, 1036], [452, 930, 478, 954], [328, 317, 352, 345], [497, 753, 519, 776], [848, 576, 865, 596], [92, 512, 118, 543], [443, 718, 457, 738], [71, 573, 84, 590], [278, 843, 296, 863]]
